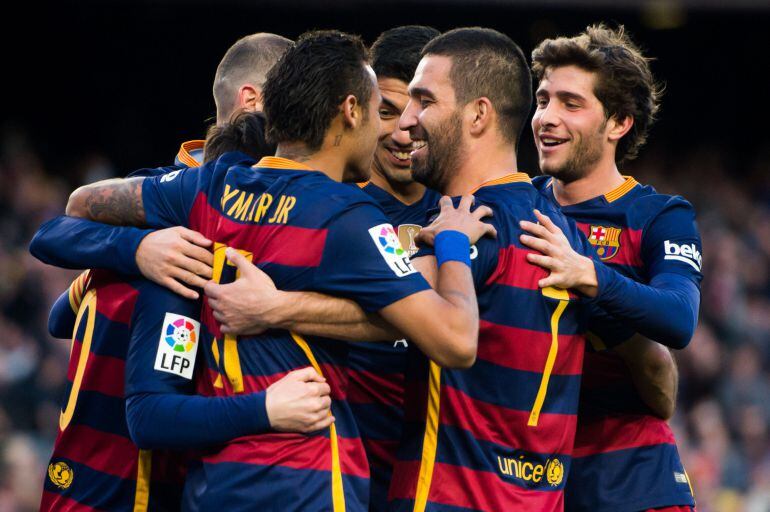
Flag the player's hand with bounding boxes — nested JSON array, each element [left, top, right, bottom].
[[519, 209, 598, 296], [136, 227, 213, 300], [265, 367, 334, 433], [416, 195, 497, 247], [205, 248, 284, 335]]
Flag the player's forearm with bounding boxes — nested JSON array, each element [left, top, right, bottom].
[[614, 336, 678, 419], [30, 215, 151, 275], [592, 266, 700, 349], [273, 291, 401, 342], [125, 391, 270, 450], [66, 177, 147, 226]]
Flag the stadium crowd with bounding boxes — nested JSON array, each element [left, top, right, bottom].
[[0, 37, 768, 512]]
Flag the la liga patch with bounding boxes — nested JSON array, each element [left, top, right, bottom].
[[154, 313, 200, 379], [368, 223, 417, 277]]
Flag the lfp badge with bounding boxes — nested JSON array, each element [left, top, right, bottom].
[[154, 313, 200, 379], [368, 224, 417, 277], [588, 225, 622, 261]]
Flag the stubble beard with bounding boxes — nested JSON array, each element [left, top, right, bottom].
[[411, 114, 465, 194]]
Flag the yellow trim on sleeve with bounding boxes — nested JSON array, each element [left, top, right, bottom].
[[60, 289, 97, 432], [133, 449, 152, 512], [290, 332, 346, 512], [414, 361, 442, 512]]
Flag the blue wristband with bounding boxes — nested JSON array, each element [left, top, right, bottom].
[[435, 230, 471, 267]]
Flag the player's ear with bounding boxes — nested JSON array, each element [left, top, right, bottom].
[[607, 114, 634, 142], [238, 84, 261, 114], [340, 94, 359, 129], [468, 97, 493, 137]]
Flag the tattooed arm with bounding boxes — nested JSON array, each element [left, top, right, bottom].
[[66, 177, 146, 226]]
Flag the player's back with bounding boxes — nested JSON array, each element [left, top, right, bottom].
[[142, 156, 431, 511], [533, 175, 698, 511], [389, 173, 589, 512], [41, 270, 185, 512]]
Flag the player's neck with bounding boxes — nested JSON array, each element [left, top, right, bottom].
[[274, 143, 346, 182], [444, 143, 519, 196], [551, 159, 626, 206], [368, 170, 426, 205]]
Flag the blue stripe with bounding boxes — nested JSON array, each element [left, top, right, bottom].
[[479, 285, 585, 334], [443, 361, 582, 416], [43, 458, 135, 511], [71, 389, 130, 437], [566, 443, 694, 512], [189, 461, 368, 511], [350, 402, 403, 441]]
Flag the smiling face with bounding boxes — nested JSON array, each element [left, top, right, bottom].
[[399, 55, 466, 193], [371, 77, 426, 185], [532, 65, 610, 183]]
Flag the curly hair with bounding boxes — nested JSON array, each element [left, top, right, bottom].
[[532, 24, 663, 163]]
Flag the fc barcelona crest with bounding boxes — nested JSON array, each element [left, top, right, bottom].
[[398, 224, 422, 257], [588, 225, 621, 261]]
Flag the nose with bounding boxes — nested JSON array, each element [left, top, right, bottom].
[[399, 99, 419, 133], [536, 101, 560, 130], [391, 124, 413, 147]]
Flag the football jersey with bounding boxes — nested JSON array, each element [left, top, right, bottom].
[[350, 182, 440, 511], [389, 173, 593, 512], [41, 270, 197, 512], [533, 175, 701, 512], [140, 156, 431, 512]]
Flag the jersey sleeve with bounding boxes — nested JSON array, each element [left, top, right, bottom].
[[48, 271, 91, 339], [141, 166, 206, 229], [30, 215, 152, 275], [311, 202, 431, 312], [641, 196, 703, 284]]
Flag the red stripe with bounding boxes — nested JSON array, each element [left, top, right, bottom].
[[203, 433, 368, 478], [576, 222, 643, 268], [52, 424, 138, 479], [239, 363, 347, 400], [79, 352, 125, 398], [573, 414, 676, 458], [93, 280, 139, 325], [188, 193, 328, 267], [440, 386, 577, 456], [477, 320, 584, 375], [347, 369, 405, 407], [389, 460, 563, 511], [40, 490, 100, 512], [485, 246, 577, 298]]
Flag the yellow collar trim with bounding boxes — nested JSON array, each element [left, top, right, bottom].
[[604, 176, 639, 202], [178, 140, 205, 167], [472, 172, 531, 193], [356, 181, 369, 189], [256, 156, 313, 171]]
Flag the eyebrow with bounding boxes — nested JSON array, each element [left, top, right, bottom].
[[408, 86, 436, 100], [380, 96, 400, 111]]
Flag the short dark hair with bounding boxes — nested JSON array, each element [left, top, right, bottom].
[[203, 111, 276, 163], [422, 27, 532, 144], [213, 33, 292, 122], [371, 25, 440, 83], [262, 30, 372, 151], [531, 24, 662, 163]]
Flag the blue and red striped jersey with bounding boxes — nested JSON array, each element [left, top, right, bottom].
[[533, 175, 701, 512], [41, 270, 198, 512], [350, 182, 440, 512], [140, 156, 431, 511], [389, 173, 593, 512]]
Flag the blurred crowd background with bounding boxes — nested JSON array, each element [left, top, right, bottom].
[[3, 1, 770, 510]]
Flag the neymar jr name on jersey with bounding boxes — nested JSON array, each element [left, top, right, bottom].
[[220, 184, 297, 224]]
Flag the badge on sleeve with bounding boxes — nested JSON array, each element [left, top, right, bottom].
[[368, 224, 417, 277], [154, 313, 200, 379]]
